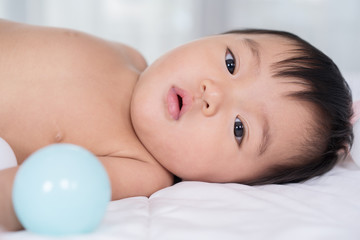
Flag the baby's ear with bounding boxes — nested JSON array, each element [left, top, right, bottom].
[[351, 100, 360, 125], [339, 100, 360, 160], [350, 100, 360, 167]]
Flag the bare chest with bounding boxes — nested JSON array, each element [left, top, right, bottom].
[[0, 68, 144, 164]]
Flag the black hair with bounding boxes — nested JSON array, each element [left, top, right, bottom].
[[224, 29, 354, 185]]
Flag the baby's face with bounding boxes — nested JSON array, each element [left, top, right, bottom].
[[131, 33, 314, 183]]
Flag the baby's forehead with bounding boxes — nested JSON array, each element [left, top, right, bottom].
[[227, 32, 294, 45]]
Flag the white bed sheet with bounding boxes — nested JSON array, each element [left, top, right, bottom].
[[1, 155, 360, 240], [1, 75, 360, 240]]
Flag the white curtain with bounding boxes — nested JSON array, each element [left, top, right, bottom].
[[0, 0, 359, 75]]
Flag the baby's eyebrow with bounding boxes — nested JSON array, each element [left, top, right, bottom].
[[242, 38, 261, 67], [257, 110, 272, 156]]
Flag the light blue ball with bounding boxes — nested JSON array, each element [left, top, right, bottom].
[[12, 144, 111, 236]]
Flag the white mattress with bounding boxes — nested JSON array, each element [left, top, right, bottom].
[[1, 74, 360, 240]]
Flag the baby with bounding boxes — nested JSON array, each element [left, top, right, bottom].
[[0, 19, 353, 230]]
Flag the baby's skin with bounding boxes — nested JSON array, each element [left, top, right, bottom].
[[0, 20, 171, 230], [0, 19, 315, 230]]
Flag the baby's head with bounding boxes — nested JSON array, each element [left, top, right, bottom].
[[130, 29, 353, 185]]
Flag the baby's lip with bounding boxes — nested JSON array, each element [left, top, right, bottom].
[[167, 86, 192, 120]]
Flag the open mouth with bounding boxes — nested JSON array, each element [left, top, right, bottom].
[[177, 94, 183, 111], [167, 87, 191, 120]]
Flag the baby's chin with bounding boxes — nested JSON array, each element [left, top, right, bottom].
[[129, 95, 150, 149]]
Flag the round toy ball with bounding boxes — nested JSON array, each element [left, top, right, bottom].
[[12, 144, 111, 236]]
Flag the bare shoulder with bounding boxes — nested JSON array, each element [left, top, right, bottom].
[[0, 19, 146, 73], [0, 18, 22, 30], [110, 42, 147, 72], [0, 20, 146, 163]]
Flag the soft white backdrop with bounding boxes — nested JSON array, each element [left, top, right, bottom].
[[0, 0, 359, 78]]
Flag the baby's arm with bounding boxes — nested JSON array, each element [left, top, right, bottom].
[[0, 167, 22, 231], [0, 157, 173, 231]]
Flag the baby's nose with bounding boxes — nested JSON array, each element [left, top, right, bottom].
[[200, 79, 224, 117]]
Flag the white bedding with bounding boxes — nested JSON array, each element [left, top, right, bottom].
[[1, 75, 360, 240], [2, 156, 360, 240]]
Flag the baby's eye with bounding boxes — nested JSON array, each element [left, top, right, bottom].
[[234, 116, 244, 145], [225, 48, 236, 74]]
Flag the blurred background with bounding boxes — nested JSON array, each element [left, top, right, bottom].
[[0, 0, 359, 93]]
